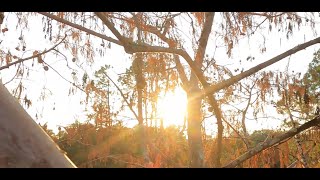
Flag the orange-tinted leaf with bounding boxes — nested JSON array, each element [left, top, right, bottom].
[[72, 47, 77, 56], [192, 12, 205, 26], [5, 54, 11, 64]]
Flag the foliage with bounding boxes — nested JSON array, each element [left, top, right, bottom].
[[44, 122, 188, 168], [1, 12, 320, 168], [41, 121, 320, 168]]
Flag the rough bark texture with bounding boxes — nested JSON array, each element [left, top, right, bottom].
[[0, 81, 76, 168]]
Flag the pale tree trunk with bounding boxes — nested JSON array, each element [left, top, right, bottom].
[[134, 53, 150, 163], [0, 81, 76, 168], [136, 25, 150, 163], [186, 75, 204, 168]]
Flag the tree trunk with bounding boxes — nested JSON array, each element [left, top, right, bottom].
[[206, 95, 224, 168], [134, 52, 150, 163], [0, 81, 76, 168], [186, 77, 204, 168]]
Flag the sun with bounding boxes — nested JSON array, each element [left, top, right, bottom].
[[158, 88, 187, 128]]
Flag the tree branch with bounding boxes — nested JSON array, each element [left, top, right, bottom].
[[42, 12, 320, 102], [287, 140, 316, 168], [95, 13, 320, 107], [194, 12, 215, 65], [223, 115, 320, 168], [207, 36, 320, 95], [93, 15, 320, 168], [102, 72, 139, 121], [173, 55, 189, 89], [222, 116, 250, 149], [94, 12, 208, 90], [241, 80, 257, 139], [38, 12, 122, 46], [0, 35, 67, 71]]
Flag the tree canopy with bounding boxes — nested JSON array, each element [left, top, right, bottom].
[[1, 12, 320, 168]]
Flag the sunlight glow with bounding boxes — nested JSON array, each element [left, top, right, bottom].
[[158, 88, 187, 128]]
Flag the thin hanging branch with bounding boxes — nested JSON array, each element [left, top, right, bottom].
[[102, 71, 139, 121], [39, 12, 320, 168], [0, 35, 67, 71], [44, 12, 320, 101], [38, 12, 122, 46]]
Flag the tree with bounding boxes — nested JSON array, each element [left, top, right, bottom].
[[0, 81, 75, 167], [1, 12, 320, 167]]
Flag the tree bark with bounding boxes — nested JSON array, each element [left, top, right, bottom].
[[184, 12, 215, 168], [208, 96, 223, 167], [134, 55, 149, 163], [0, 81, 76, 168], [186, 76, 204, 168]]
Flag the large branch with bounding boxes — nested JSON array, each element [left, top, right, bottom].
[[0, 35, 67, 71], [207, 37, 320, 94], [95, 12, 127, 43], [42, 12, 320, 98], [192, 12, 224, 167], [95, 13, 320, 102], [194, 12, 215, 65], [173, 55, 189, 88], [95, 12, 201, 106], [223, 115, 320, 168], [38, 12, 122, 46], [93, 15, 320, 161], [128, 14, 190, 87], [0, 81, 76, 167]]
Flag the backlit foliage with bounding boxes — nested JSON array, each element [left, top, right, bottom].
[[41, 122, 320, 168], [1, 12, 320, 168]]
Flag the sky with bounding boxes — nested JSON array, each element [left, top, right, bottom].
[[1, 12, 320, 135]]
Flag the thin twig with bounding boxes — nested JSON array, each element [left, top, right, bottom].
[[102, 71, 139, 121], [0, 35, 67, 71]]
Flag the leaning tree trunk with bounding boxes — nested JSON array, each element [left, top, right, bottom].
[[186, 77, 204, 168], [0, 81, 76, 168]]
